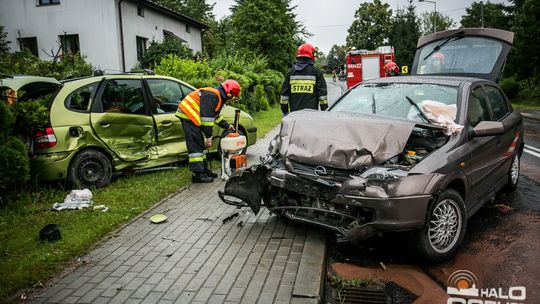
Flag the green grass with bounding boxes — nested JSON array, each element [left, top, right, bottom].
[[252, 104, 282, 139], [0, 106, 283, 301], [511, 99, 540, 110]]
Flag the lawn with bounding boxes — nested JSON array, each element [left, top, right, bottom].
[[0, 105, 282, 302]]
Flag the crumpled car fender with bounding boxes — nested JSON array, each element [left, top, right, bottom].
[[218, 165, 270, 214]]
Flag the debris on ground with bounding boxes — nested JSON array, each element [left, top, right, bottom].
[[93, 205, 108, 212], [237, 221, 244, 227], [379, 261, 387, 271], [491, 204, 515, 213], [53, 189, 93, 210], [222, 212, 239, 224], [39, 224, 61, 242], [150, 214, 168, 224], [196, 217, 214, 222], [162, 236, 179, 242]]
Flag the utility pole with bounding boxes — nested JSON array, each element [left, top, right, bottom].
[[419, 0, 437, 33], [480, 1, 484, 28]]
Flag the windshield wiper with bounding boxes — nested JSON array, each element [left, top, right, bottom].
[[405, 96, 430, 123], [371, 92, 376, 114], [423, 31, 465, 61]]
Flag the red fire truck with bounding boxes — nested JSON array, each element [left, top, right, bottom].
[[345, 46, 395, 89]]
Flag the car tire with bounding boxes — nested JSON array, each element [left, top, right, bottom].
[[504, 154, 520, 192], [68, 149, 112, 189], [412, 189, 467, 263]]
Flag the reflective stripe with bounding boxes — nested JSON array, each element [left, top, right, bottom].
[[319, 99, 328, 105], [175, 111, 189, 120], [215, 115, 224, 124], [290, 79, 316, 85], [189, 157, 204, 163], [318, 95, 328, 101], [201, 121, 214, 127], [280, 95, 289, 100], [189, 152, 204, 158], [280, 99, 289, 105], [290, 75, 316, 80], [180, 103, 201, 126], [185, 95, 200, 106], [201, 117, 215, 122]]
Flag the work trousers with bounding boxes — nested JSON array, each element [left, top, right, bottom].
[[181, 118, 208, 173]]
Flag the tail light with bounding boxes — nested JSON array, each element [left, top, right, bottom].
[[35, 127, 57, 149]]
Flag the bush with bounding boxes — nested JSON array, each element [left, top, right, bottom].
[[255, 84, 270, 111], [0, 102, 30, 206], [10, 99, 49, 144], [500, 77, 521, 99], [140, 38, 193, 69]]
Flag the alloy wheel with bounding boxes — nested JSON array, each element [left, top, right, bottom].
[[428, 199, 462, 254]]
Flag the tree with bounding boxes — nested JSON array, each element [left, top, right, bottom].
[[0, 25, 10, 54], [140, 37, 193, 69], [511, 0, 540, 83], [460, 1, 512, 30], [419, 11, 455, 35], [346, 0, 392, 50], [389, 0, 421, 67], [231, 0, 304, 72], [326, 44, 347, 72], [203, 17, 235, 58], [156, 0, 215, 22]]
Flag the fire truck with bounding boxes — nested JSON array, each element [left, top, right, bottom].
[[345, 46, 395, 89]]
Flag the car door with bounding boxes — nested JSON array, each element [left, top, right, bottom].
[[463, 86, 501, 208], [145, 78, 190, 160], [90, 78, 156, 162]]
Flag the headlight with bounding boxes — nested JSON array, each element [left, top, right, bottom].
[[360, 167, 408, 180]]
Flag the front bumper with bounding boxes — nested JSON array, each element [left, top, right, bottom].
[[220, 165, 439, 241]]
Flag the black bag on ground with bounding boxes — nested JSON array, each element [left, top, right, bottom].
[[39, 224, 61, 242]]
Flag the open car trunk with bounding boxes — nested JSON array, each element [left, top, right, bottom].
[[410, 28, 514, 82]]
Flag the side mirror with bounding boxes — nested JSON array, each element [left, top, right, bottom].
[[473, 121, 505, 137]]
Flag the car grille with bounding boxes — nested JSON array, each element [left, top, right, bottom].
[[289, 161, 358, 181]]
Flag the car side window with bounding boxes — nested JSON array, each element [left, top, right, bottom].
[[483, 85, 509, 121], [146, 79, 185, 114], [65, 82, 98, 112], [179, 83, 195, 97], [100, 79, 146, 114], [467, 87, 491, 127]]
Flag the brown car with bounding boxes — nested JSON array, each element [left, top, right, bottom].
[[219, 28, 524, 262]]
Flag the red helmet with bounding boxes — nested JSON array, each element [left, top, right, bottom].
[[384, 61, 399, 73], [222, 79, 241, 98], [296, 43, 316, 60]]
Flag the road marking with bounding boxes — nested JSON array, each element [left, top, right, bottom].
[[524, 148, 540, 159], [525, 144, 540, 154]]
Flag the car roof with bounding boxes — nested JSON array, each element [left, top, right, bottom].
[[364, 75, 489, 87], [61, 74, 196, 90]]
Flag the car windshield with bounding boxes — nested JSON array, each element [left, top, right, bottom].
[[417, 37, 503, 75], [331, 83, 458, 123]]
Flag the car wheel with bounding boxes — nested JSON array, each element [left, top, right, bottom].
[[68, 149, 112, 189], [412, 189, 466, 263], [504, 155, 520, 192]]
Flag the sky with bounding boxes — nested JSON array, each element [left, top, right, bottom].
[[212, 0, 511, 54]]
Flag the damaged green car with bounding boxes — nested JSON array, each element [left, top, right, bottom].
[[0, 73, 257, 188]]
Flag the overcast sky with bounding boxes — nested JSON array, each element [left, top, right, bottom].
[[213, 0, 511, 54]]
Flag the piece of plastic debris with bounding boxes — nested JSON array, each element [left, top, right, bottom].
[[237, 221, 244, 227], [492, 204, 515, 213], [19, 293, 27, 304], [162, 236, 178, 242], [53, 189, 93, 211], [379, 261, 387, 271], [150, 214, 168, 224], [93, 205, 109, 212], [222, 212, 239, 224], [39, 224, 61, 242]]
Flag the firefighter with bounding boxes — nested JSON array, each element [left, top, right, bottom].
[[281, 43, 328, 116], [384, 61, 401, 77], [176, 80, 241, 183]]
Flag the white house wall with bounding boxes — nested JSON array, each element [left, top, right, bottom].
[[0, 0, 122, 72], [120, 1, 202, 70]]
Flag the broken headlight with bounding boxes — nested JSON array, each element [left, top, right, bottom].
[[360, 167, 409, 180]]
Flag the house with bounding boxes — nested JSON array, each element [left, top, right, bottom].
[[0, 0, 208, 72]]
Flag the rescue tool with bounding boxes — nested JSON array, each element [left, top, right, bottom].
[[220, 109, 247, 180]]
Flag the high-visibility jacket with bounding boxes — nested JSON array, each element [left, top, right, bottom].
[[176, 87, 229, 138]]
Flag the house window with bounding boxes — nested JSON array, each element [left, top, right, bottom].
[[38, 0, 60, 5], [136, 36, 147, 61], [18, 37, 39, 56], [185, 24, 191, 33], [137, 6, 144, 17], [60, 34, 80, 54]]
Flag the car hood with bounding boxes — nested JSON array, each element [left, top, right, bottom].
[[276, 110, 416, 170]]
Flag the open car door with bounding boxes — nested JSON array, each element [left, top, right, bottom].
[[411, 28, 514, 82]]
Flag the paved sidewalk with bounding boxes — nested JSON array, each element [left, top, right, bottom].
[[29, 129, 326, 304]]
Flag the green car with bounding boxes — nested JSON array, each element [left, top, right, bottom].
[[0, 73, 257, 188]]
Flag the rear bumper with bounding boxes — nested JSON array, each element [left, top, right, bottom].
[[30, 151, 76, 181]]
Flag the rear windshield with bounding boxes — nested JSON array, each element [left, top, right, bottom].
[[417, 37, 503, 75], [331, 83, 458, 123]]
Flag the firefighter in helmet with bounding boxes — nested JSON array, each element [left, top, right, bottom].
[[280, 43, 328, 116], [426, 52, 446, 73], [176, 80, 241, 183], [384, 61, 400, 77]]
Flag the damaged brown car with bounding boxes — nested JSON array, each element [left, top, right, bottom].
[[219, 28, 524, 262]]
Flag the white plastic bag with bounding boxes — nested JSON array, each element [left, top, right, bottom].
[[53, 189, 93, 211], [422, 100, 464, 135]]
